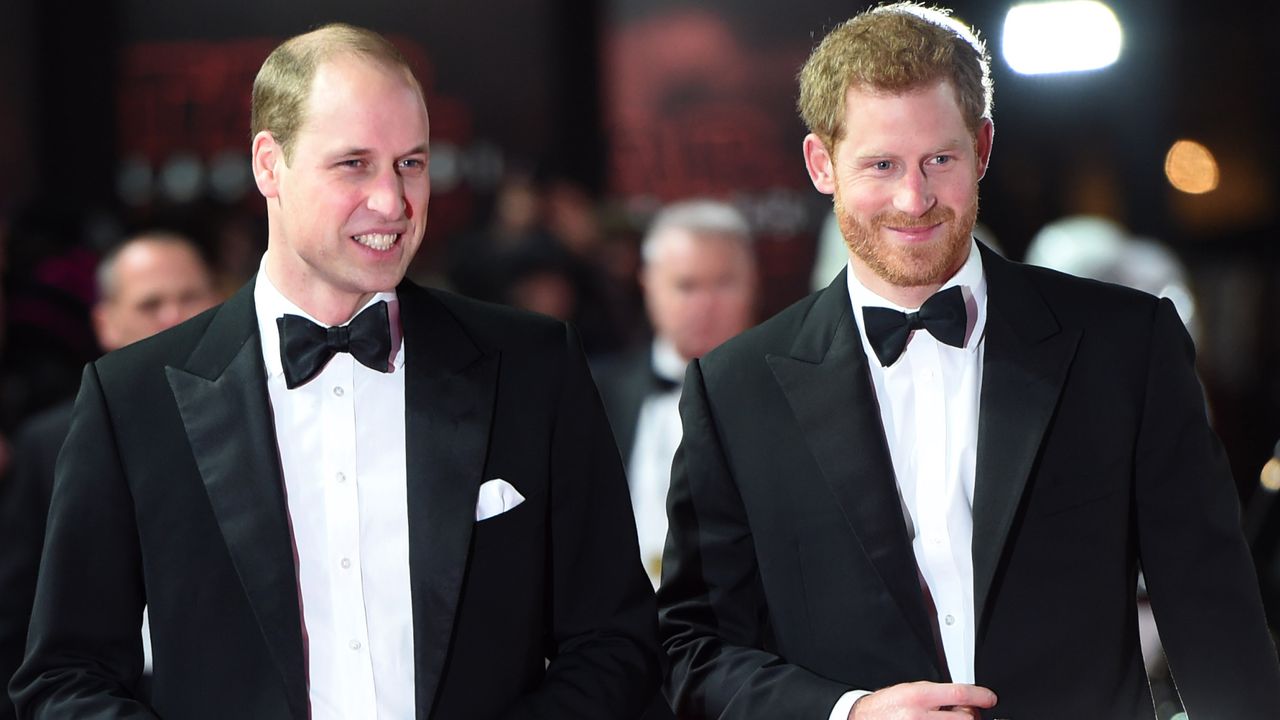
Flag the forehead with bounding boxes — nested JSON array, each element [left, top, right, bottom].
[[114, 243, 207, 291], [839, 80, 970, 152], [650, 228, 752, 269], [297, 55, 429, 147]]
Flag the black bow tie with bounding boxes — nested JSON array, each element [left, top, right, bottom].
[[277, 301, 392, 389], [862, 285, 968, 367], [651, 369, 680, 394]]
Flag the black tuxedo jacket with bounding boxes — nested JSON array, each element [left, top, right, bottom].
[[0, 402, 73, 720], [594, 346, 664, 468], [10, 280, 661, 719], [659, 246, 1280, 719], [592, 350, 683, 720]]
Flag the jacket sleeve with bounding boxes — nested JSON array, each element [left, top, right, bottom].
[[502, 323, 664, 720], [0, 408, 65, 720], [659, 359, 851, 719], [1134, 299, 1280, 718], [8, 364, 156, 719]]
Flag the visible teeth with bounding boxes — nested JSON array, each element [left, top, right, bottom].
[[354, 233, 398, 250]]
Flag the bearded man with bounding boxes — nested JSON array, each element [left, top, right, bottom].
[[657, 4, 1280, 719]]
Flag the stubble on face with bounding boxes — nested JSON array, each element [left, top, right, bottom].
[[835, 183, 979, 291]]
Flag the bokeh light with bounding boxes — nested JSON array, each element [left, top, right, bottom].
[[1165, 140, 1219, 194], [1003, 1, 1123, 75]]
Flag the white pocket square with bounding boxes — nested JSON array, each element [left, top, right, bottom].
[[475, 478, 526, 521]]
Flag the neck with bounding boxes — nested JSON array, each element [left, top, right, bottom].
[[263, 252, 376, 326], [849, 262, 943, 309], [848, 244, 972, 309], [297, 292, 376, 326]]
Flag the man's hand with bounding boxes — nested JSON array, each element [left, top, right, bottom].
[[849, 681, 997, 719]]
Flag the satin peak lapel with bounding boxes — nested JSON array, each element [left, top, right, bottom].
[[971, 248, 1080, 637], [163, 283, 307, 719], [767, 272, 941, 671], [398, 285, 499, 719]]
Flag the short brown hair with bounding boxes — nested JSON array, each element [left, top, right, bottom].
[[250, 23, 420, 162], [797, 3, 992, 150]]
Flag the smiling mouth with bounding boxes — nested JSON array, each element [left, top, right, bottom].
[[885, 223, 943, 239], [887, 223, 941, 233], [353, 232, 400, 251]]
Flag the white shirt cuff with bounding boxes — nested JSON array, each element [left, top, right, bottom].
[[829, 690, 872, 720]]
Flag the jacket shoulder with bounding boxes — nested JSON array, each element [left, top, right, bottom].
[[412, 284, 568, 352], [92, 302, 224, 381], [702, 288, 826, 367], [998, 256, 1164, 327]]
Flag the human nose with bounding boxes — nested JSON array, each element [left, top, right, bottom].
[[892, 165, 936, 217], [367, 168, 406, 218]]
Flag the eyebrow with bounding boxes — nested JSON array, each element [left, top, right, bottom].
[[329, 143, 430, 158], [854, 141, 968, 160]]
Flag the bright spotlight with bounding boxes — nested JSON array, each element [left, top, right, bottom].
[[1165, 140, 1219, 195], [1003, 1, 1123, 75]]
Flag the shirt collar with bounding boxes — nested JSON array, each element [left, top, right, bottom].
[[650, 336, 688, 385], [253, 255, 404, 380], [846, 239, 988, 354]]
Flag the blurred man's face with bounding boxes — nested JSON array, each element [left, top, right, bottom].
[[643, 229, 756, 361], [94, 241, 217, 351], [803, 80, 992, 304], [255, 55, 430, 324]]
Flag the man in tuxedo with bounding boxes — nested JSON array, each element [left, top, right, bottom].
[[595, 200, 756, 587], [11, 24, 659, 719], [658, 4, 1280, 719], [0, 231, 217, 720]]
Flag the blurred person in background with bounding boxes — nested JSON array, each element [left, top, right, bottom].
[[499, 245, 582, 323], [595, 199, 757, 587], [1025, 215, 1199, 344], [0, 205, 100, 436], [448, 170, 630, 354], [89, 232, 220, 353], [657, 4, 1280, 719], [0, 231, 217, 720]]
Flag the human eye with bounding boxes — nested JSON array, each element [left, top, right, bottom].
[[872, 159, 894, 172], [928, 154, 955, 167], [397, 156, 428, 175], [137, 297, 162, 316], [335, 158, 366, 170]]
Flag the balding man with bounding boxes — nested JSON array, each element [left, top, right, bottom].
[[11, 24, 659, 720], [91, 233, 219, 353], [596, 200, 757, 587], [0, 231, 217, 720]]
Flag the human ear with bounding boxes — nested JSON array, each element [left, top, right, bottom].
[[803, 133, 837, 195], [91, 304, 119, 352], [974, 119, 994, 180], [251, 131, 283, 199]]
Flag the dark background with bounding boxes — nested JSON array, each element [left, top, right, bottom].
[[2, 0, 1278, 500]]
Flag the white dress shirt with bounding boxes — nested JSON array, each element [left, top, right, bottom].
[[829, 242, 987, 719], [254, 266, 415, 719], [628, 337, 687, 588]]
